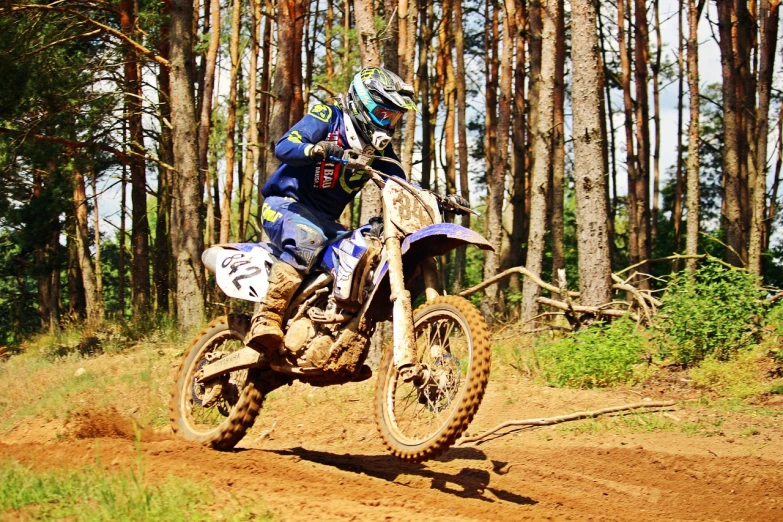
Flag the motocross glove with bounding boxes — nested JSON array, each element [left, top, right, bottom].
[[311, 141, 345, 162], [443, 194, 471, 214]]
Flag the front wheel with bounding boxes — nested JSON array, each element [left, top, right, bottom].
[[170, 314, 264, 450], [375, 295, 491, 462]]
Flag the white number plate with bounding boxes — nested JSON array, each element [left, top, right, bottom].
[[382, 182, 441, 235], [214, 247, 275, 302]]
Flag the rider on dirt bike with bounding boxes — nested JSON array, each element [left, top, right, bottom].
[[247, 67, 470, 354]]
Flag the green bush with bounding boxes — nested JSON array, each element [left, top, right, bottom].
[[533, 317, 648, 388], [657, 261, 765, 366]]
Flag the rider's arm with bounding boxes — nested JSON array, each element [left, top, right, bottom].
[[274, 105, 336, 166]]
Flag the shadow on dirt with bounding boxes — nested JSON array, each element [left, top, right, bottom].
[[270, 446, 537, 506]]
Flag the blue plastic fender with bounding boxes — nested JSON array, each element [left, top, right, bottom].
[[364, 223, 493, 321]]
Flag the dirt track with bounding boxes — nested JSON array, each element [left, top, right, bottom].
[[3, 380, 783, 521]]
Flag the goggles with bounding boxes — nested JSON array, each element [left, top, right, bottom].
[[369, 105, 404, 128]]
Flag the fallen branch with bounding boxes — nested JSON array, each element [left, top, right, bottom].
[[459, 266, 580, 299], [536, 296, 640, 322], [257, 420, 277, 441], [457, 400, 676, 446]]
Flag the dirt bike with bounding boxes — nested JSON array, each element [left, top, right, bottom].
[[170, 150, 492, 462]]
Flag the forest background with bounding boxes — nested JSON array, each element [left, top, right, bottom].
[[0, 0, 782, 346]]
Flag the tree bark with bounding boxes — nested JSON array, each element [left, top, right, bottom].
[[355, 0, 381, 65], [240, 0, 262, 242], [257, 0, 273, 196], [633, 0, 652, 282], [481, 0, 513, 320], [66, 221, 86, 321], [156, 15, 174, 314], [550, 0, 565, 281], [651, 0, 662, 243], [685, 0, 701, 271], [673, 0, 685, 261], [220, 0, 242, 244], [121, 0, 151, 317], [570, 0, 614, 307], [618, 0, 640, 267], [266, 0, 306, 180], [715, 1, 745, 267], [198, 0, 220, 236], [520, 0, 556, 323], [72, 165, 103, 325], [400, 0, 418, 172], [169, 0, 206, 331], [508, 0, 528, 301], [451, 0, 472, 293], [749, 0, 780, 274]]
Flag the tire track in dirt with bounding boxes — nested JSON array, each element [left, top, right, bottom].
[[2, 434, 782, 521]]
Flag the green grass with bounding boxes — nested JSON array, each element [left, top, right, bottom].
[[556, 412, 677, 435], [0, 445, 274, 522], [531, 318, 649, 388], [0, 341, 176, 433]]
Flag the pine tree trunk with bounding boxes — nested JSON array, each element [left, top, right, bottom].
[[257, 1, 272, 196], [418, 5, 432, 190], [220, 0, 242, 244], [715, 1, 744, 267], [508, 0, 528, 301], [73, 166, 102, 325], [480, 0, 505, 319], [67, 220, 86, 320], [156, 20, 174, 314], [749, 0, 780, 274], [118, 135, 127, 318], [597, 2, 617, 229], [90, 165, 103, 311], [685, 0, 701, 271], [355, 0, 381, 65], [451, 0, 472, 293], [121, 0, 151, 317], [169, 0, 206, 331], [618, 0, 640, 267], [571, 0, 613, 306], [520, 0, 556, 323], [673, 0, 685, 263], [400, 0, 418, 173], [550, 0, 565, 281], [266, 0, 306, 185], [651, 0, 662, 243], [241, 0, 262, 242], [633, 0, 652, 282]]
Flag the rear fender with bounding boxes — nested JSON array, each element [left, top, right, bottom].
[[363, 224, 493, 322]]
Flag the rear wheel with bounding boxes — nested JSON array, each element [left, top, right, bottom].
[[170, 314, 264, 450], [375, 296, 491, 462]]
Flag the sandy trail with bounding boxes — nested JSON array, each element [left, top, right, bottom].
[[2, 380, 782, 521]]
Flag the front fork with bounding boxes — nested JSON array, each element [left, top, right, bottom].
[[384, 235, 440, 378]]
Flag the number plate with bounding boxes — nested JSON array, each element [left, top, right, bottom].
[[382, 182, 441, 235], [214, 247, 275, 302]]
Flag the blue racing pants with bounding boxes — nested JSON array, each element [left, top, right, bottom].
[[260, 196, 347, 273]]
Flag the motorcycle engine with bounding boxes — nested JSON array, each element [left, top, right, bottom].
[[284, 317, 334, 368]]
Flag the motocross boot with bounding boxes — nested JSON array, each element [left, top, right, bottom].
[[246, 261, 303, 353]]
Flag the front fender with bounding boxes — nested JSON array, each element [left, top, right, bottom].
[[364, 223, 493, 321]]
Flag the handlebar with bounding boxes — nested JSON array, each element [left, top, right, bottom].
[[330, 149, 479, 217]]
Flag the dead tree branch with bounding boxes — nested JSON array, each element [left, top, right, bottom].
[[459, 266, 581, 299], [457, 400, 677, 446]]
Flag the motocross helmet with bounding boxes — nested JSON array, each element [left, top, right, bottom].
[[343, 67, 417, 150]]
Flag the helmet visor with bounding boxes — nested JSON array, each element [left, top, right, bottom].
[[370, 105, 404, 128]]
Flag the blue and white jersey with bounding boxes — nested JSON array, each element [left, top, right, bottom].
[[261, 103, 405, 222]]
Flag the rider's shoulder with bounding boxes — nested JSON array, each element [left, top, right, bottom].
[[306, 103, 341, 124]]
